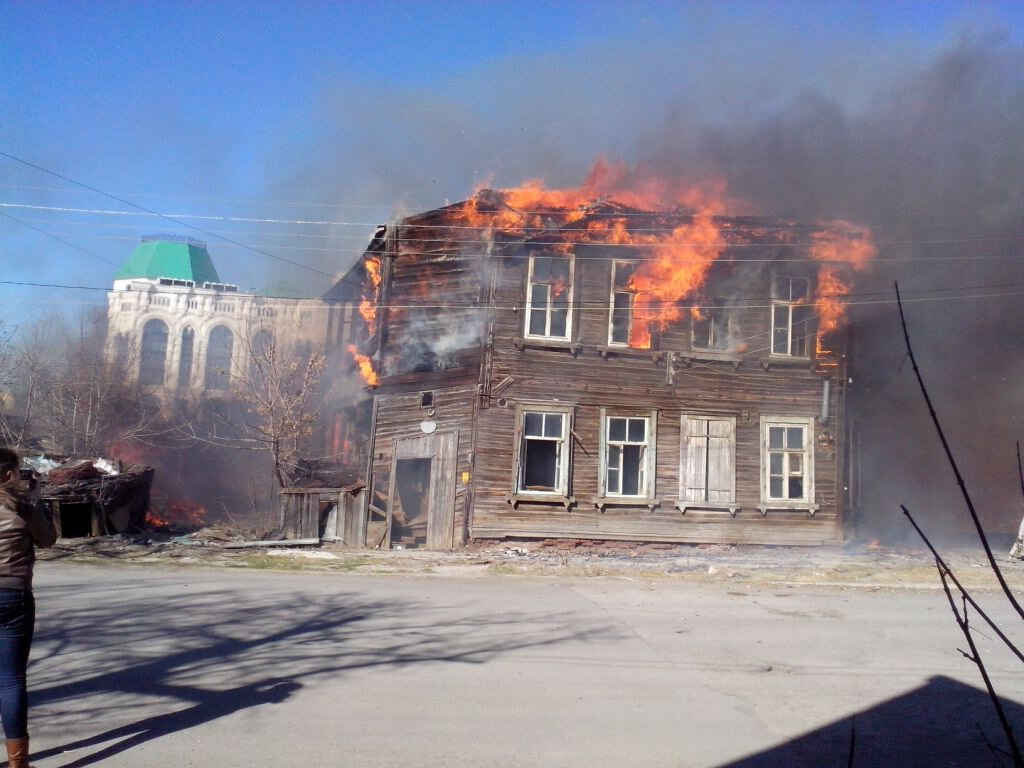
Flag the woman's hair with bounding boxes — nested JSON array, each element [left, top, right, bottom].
[[0, 447, 19, 509]]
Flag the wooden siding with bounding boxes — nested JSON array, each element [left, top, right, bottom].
[[469, 242, 848, 546], [377, 214, 488, 379], [368, 385, 478, 549]]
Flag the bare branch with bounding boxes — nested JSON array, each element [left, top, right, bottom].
[[895, 282, 1024, 621], [901, 506, 1024, 663]]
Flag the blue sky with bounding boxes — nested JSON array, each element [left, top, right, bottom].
[[2, 1, 1023, 321]]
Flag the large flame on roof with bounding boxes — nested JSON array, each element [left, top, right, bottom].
[[457, 159, 875, 347]]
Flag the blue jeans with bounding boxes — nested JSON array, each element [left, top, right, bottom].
[[0, 589, 34, 739]]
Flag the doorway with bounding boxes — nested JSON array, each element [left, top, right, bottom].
[[386, 431, 458, 550], [390, 458, 432, 547]]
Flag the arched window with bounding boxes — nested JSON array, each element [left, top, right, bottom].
[[250, 329, 273, 382], [178, 327, 195, 390], [138, 319, 169, 387], [204, 325, 234, 390]]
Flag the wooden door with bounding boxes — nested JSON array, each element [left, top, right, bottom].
[[387, 431, 458, 550]]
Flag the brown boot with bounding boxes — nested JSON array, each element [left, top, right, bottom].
[[5, 735, 28, 768]]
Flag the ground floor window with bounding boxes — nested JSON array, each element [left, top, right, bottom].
[[761, 415, 814, 504], [515, 407, 572, 495], [680, 415, 736, 503], [600, 411, 656, 498]]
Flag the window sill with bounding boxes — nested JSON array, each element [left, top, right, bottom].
[[595, 496, 659, 512], [757, 502, 820, 516], [759, 355, 813, 371], [506, 492, 576, 510], [678, 351, 742, 370], [513, 337, 583, 355], [597, 346, 665, 363], [674, 501, 740, 517]]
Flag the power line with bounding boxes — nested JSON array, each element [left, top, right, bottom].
[[5, 201, 1023, 255], [4, 278, 1024, 310], [0, 209, 119, 267], [0, 152, 340, 280]]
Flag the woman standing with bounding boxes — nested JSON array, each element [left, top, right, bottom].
[[0, 448, 56, 768]]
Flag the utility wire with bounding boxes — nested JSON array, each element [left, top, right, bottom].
[[0, 152, 341, 280], [4, 279, 1024, 311], [0, 209, 119, 267], [10, 219, 1024, 263], [6, 200, 1024, 247]]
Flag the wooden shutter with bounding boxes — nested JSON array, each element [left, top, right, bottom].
[[682, 416, 707, 502], [706, 418, 735, 502], [682, 415, 735, 503]]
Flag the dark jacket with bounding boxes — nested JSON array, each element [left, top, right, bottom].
[[0, 496, 57, 591]]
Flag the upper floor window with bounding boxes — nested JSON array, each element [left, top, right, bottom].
[[770, 276, 811, 357], [525, 255, 572, 340], [692, 304, 734, 351], [608, 260, 640, 346], [600, 413, 655, 498], [515, 407, 572, 496]]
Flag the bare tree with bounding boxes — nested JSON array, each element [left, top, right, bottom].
[[197, 317, 329, 490], [0, 310, 171, 456]]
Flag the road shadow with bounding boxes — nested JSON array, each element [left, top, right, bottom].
[[719, 675, 1024, 768], [29, 572, 617, 766]]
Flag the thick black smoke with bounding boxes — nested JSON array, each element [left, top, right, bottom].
[[271, 29, 1024, 542]]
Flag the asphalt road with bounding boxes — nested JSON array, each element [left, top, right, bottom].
[[24, 562, 1024, 767]]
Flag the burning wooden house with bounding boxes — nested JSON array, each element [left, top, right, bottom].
[[333, 167, 875, 549]]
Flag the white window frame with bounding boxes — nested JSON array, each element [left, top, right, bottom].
[[524, 254, 574, 341], [760, 415, 816, 511], [513, 404, 573, 498], [770, 276, 812, 358], [691, 304, 735, 352], [599, 408, 657, 500], [679, 414, 736, 512], [608, 260, 640, 347]]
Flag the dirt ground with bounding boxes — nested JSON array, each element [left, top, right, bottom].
[[37, 529, 1024, 591]]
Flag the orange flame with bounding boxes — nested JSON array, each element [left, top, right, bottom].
[[348, 344, 379, 387], [445, 160, 876, 349], [358, 256, 382, 329], [146, 498, 206, 529], [816, 268, 851, 336], [811, 223, 876, 339]]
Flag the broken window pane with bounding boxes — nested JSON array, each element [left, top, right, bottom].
[[693, 306, 731, 350], [791, 305, 810, 357], [522, 441, 557, 490], [532, 256, 552, 282], [789, 452, 803, 474], [611, 292, 632, 344], [622, 445, 643, 495], [788, 476, 803, 499], [614, 261, 636, 289], [791, 278, 809, 302]]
